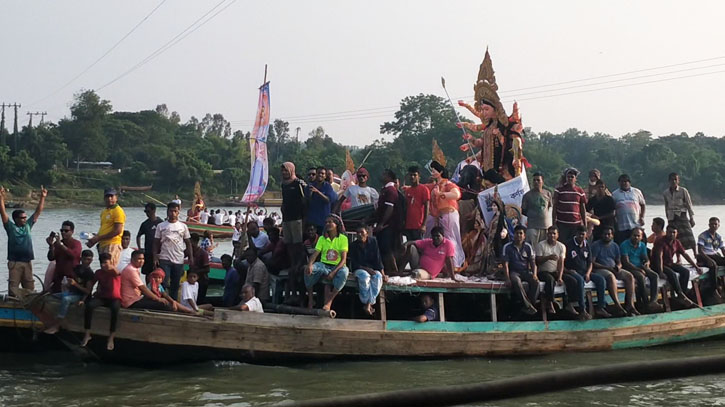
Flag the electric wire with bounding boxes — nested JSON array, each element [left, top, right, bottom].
[[27, 0, 167, 108]]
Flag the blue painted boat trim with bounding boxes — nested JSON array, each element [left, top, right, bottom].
[[385, 304, 725, 333]]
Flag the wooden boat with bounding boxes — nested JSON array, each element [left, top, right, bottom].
[[23, 287, 725, 365], [119, 185, 153, 192], [182, 221, 235, 239], [183, 262, 226, 283], [0, 296, 64, 351]]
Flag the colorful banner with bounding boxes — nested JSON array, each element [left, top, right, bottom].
[[477, 168, 530, 226], [242, 82, 270, 203]]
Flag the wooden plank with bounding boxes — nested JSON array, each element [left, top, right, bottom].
[[379, 290, 387, 321], [490, 293, 497, 322]]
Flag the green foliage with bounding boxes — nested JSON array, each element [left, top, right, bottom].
[[5, 89, 725, 204]]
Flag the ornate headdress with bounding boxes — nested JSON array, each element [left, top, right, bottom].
[[474, 48, 508, 126], [432, 139, 447, 167]]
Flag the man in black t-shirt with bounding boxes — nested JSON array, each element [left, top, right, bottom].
[[136, 202, 164, 276], [280, 162, 307, 303], [586, 180, 615, 241]]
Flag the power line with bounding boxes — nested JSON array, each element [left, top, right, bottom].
[[230, 59, 725, 125], [96, 0, 235, 92], [28, 0, 167, 108]]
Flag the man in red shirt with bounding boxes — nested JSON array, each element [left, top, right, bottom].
[[47, 220, 83, 293], [403, 166, 430, 242], [652, 224, 700, 308]]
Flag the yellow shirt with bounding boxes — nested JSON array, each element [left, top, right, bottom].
[[98, 205, 126, 248]]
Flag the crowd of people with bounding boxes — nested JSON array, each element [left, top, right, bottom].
[[2, 161, 724, 348]]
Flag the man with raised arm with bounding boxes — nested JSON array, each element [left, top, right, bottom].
[[0, 185, 47, 295]]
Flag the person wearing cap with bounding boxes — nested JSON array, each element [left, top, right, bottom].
[[611, 174, 646, 244], [136, 202, 163, 276], [553, 168, 587, 244], [86, 188, 126, 268], [587, 169, 610, 199], [336, 167, 379, 211]]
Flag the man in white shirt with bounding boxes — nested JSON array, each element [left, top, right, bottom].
[[335, 167, 379, 210], [199, 209, 209, 224], [117, 230, 135, 275], [153, 201, 193, 300], [213, 210, 224, 226], [236, 283, 264, 312], [247, 221, 272, 255], [227, 212, 236, 227]]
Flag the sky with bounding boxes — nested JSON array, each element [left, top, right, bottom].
[[2, 0, 724, 147]]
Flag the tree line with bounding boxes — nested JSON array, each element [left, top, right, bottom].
[[0, 90, 723, 203]]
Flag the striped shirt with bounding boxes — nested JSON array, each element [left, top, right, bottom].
[[554, 184, 587, 225]]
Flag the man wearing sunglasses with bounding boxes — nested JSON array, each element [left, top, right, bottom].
[[335, 167, 379, 211], [0, 185, 47, 295], [47, 220, 82, 294]]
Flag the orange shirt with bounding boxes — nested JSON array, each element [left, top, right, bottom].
[[429, 179, 461, 217]]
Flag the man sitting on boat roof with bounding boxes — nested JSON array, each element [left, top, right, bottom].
[[502, 225, 539, 316], [402, 226, 456, 280]]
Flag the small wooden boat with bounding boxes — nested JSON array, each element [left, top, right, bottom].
[[23, 290, 725, 365], [119, 185, 153, 192], [182, 221, 235, 239]]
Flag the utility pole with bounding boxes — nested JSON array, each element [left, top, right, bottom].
[[39, 112, 47, 125], [11, 103, 21, 155], [0, 103, 6, 147], [27, 111, 44, 127]]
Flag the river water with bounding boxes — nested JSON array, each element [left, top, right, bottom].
[[2, 205, 725, 406]]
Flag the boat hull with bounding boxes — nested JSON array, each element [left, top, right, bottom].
[[26, 296, 725, 364], [182, 221, 235, 239], [0, 297, 64, 351]]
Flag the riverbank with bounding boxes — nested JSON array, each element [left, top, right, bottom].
[[1, 187, 282, 209]]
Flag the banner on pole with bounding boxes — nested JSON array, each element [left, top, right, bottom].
[[477, 168, 530, 226], [242, 82, 270, 203]]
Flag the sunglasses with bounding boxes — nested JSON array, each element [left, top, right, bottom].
[[60, 229, 72, 233]]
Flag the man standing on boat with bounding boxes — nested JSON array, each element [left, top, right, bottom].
[[86, 188, 125, 268], [0, 185, 46, 295], [280, 162, 307, 301], [153, 201, 193, 300], [664, 172, 696, 251], [553, 168, 587, 244], [305, 166, 337, 235], [611, 174, 646, 244], [374, 169, 403, 274], [136, 202, 163, 277], [336, 167, 379, 210], [521, 172, 552, 245], [403, 166, 430, 242], [502, 225, 539, 315]]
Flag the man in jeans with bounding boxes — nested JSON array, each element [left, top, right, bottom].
[[502, 225, 539, 315], [653, 224, 700, 308], [0, 185, 47, 295], [565, 225, 611, 318], [153, 201, 193, 300]]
